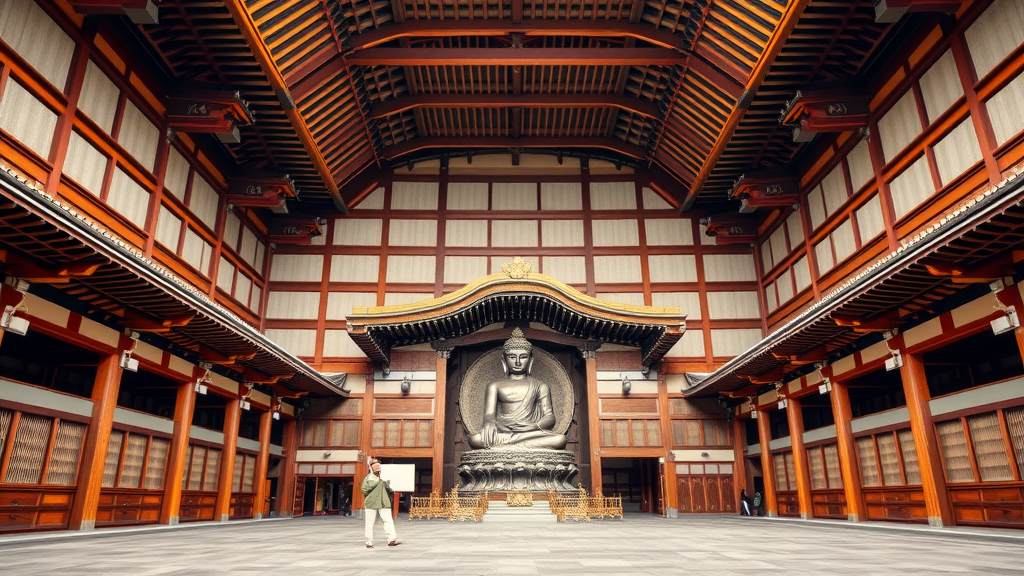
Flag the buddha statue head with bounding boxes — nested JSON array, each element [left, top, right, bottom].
[[501, 327, 533, 378]]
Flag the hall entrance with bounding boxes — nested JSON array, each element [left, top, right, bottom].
[[296, 476, 354, 516], [601, 457, 664, 514]]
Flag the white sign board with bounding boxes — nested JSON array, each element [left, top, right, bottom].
[[378, 464, 415, 492]]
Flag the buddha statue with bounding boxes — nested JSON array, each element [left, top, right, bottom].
[[466, 328, 568, 450]]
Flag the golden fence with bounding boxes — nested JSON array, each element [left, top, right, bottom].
[[409, 487, 488, 522], [548, 487, 623, 522]]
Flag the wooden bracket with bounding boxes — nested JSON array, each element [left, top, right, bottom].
[[772, 346, 828, 366], [923, 254, 1016, 284], [167, 89, 254, 144], [122, 309, 194, 332], [875, 0, 967, 23], [780, 88, 869, 143], [728, 169, 800, 213], [227, 172, 298, 210], [0, 250, 103, 284], [268, 216, 326, 246], [198, 345, 257, 365], [831, 310, 901, 332], [700, 213, 758, 245], [65, 0, 157, 24]]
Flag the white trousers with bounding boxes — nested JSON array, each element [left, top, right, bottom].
[[364, 508, 397, 544]]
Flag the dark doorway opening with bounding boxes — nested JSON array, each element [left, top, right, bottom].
[[601, 457, 663, 514]]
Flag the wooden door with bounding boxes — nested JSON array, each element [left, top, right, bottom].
[[720, 475, 736, 513], [262, 480, 272, 517], [706, 476, 721, 512], [676, 477, 691, 512], [292, 480, 305, 517], [691, 477, 706, 512]]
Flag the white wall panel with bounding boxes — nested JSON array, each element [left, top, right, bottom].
[[0, 0, 74, 88], [189, 175, 220, 230], [832, 218, 856, 263], [492, 220, 538, 247], [182, 228, 212, 275], [707, 292, 760, 319], [164, 148, 190, 201], [768, 225, 787, 267], [271, 254, 324, 282], [116, 101, 159, 173], [594, 255, 642, 284], [648, 254, 697, 283], [356, 187, 385, 209], [447, 182, 489, 210], [389, 219, 437, 246], [235, 274, 251, 305], [444, 256, 489, 284], [785, 211, 804, 248], [323, 330, 368, 358], [847, 140, 874, 193], [265, 329, 317, 358], [266, 291, 320, 319], [334, 218, 382, 246], [385, 255, 436, 283], [106, 169, 150, 229], [815, 239, 834, 274], [821, 165, 848, 215], [239, 227, 258, 266], [920, 49, 963, 122], [650, 291, 701, 319], [965, 0, 1024, 79], [223, 213, 241, 250], [391, 181, 438, 210], [325, 292, 378, 320], [492, 182, 537, 210], [445, 220, 488, 246], [592, 219, 638, 246], [775, 269, 794, 304], [986, 71, 1024, 146], [934, 118, 983, 186], [542, 256, 586, 284], [793, 255, 811, 292], [760, 241, 773, 271], [596, 292, 645, 306], [589, 181, 636, 210], [642, 187, 673, 209], [764, 284, 779, 313], [155, 206, 181, 251], [327, 254, 377, 283], [216, 255, 234, 290], [878, 91, 923, 163], [540, 182, 582, 210], [79, 61, 119, 133], [856, 195, 885, 242], [664, 329, 704, 358], [63, 132, 106, 195], [540, 220, 583, 247], [807, 187, 827, 230], [645, 218, 693, 246], [383, 293, 433, 306], [703, 254, 756, 282], [710, 329, 763, 357], [0, 80, 56, 158], [889, 155, 935, 220]]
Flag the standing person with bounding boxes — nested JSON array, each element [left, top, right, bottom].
[[361, 457, 400, 548]]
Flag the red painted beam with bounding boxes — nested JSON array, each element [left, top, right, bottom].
[[381, 137, 648, 161], [370, 93, 660, 120], [345, 48, 686, 67]]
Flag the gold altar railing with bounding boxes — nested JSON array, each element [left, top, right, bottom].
[[548, 487, 623, 522], [409, 487, 488, 522]]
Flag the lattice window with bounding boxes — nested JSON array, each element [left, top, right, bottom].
[[897, 429, 921, 484], [856, 437, 880, 487], [104, 430, 125, 487], [329, 420, 361, 446], [144, 437, 169, 489], [0, 409, 11, 460], [5, 414, 51, 484], [186, 446, 206, 490], [204, 449, 221, 491], [936, 420, 974, 483], [300, 420, 330, 446], [44, 420, 86, 486], [370, 419, 431, 448], [823, 444, 843, 488], [878, 433, 903, 486], [242, 454, 256, 493], [671, 420, 701, 447], [702, 419, 729, 446], [1006, 407, 1024, 480], [967, 412, 1013, 481], [232, 453, 245, 492], [119, 434, 148, 488], [809, 448, 826, 489], [773, 452, 790, 491]]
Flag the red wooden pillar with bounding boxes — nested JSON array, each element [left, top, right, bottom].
[[433, 343, 452, 492], [214, 398, 242, 521], [658, 370, 676, 516], [253, 408, 273, 519], [900, 351, 954, 527], [353, 375, 375, 513], [582, 345, 602, 492], [785, 396, 813, 519], [160, 376, 197, 524], [828, 376, 865, 522], [756, 407, 778, 517], [276, 418, 297, 517], [69, 352, 122, 530], [732, 414, 748, 503]]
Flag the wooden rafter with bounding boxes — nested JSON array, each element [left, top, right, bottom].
[[345, 48, 687, 67], [381, 137, 648, 161], [370, 94, 660, 120]]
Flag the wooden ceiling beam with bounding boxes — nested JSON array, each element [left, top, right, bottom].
[[347, 20, 687, 51], [345, 48, 686, 67], [381, 137, 648, 162], [923, 254, 1017, 284], [831, 310, 901, 332], [370, 93, 660, 120]]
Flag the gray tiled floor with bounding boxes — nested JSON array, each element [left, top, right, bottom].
[[2, 514, 1024, 575]]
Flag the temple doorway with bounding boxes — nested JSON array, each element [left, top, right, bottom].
[[601, 457, 664, 514], [299, 476, 354, 516]]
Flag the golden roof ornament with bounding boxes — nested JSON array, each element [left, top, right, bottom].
[[501, 256, 532, 279]]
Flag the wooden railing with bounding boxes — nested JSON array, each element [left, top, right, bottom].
[[408, 487, 488, 522], [548, 487, 623, 522]]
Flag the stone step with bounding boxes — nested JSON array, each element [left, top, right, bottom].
[[483, 501, 557, 523]]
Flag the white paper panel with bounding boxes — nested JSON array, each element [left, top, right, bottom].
[[116, 100, 159, 172], [490, 256, 539, 276], [642, 187, 673, 209], [222, 212, 241, 250], [325, 292, 378, 320], [832, 218, 857, 263], [807, 188, 826, 230], [707, 292, 760, 319], [540, 220, 583, 247], [698, 222, 714, 245], [181, 228, 212, 275], [815, 239, 834, 273], [154, 205, 181, 250], [589, 181, 636, 210], [445, 220, 488, 246], [250, 285, 262, 312], [760, 241, 773, 271], [919, 49, 963, 122], [986, 71, 1024, 146], [645, 218, 693, 246], [776, 269, 794, 304], [78, 61, 119, 133], [793, 255, 811, 292], [323, 330, 368, 358], [847, 140, 874, 193], [164, 148, 190, 201], [447, 182, 489, 210], [265, 329, 317, 358], [391, 181, 438, 210], [63, 131, 106, 195], [271, 254, 324, 282], [266, 291, 321, 319], [878, 90, 923, 163], [334, 218, 382, 246], [648, 254, 697, 283], [764, 284, 779, 313], [768, 225, 787, 267], [189, 175, 220, 230], [0, 0, 74, 89], [710, 329, 763, 357], [594, 255, 642, 284], [934, 118, 983, 186], [965, 0, 1024, 79], [254, 242, 266, 272], [492, 182, 537, 210], [542, 256, 586, 284], [821, 165, 848, 216], [785, 211, 804, 248], [106, 169, 150, 228], [383, 293, 433, 306], [0, 80, 56, 158], [240, 226, 258, 267], [889, 155, 935, 220], [650, 291, 701, 319], [386, 255, 436, 283], [389, 219, 437, 246], [356, 187, 385, 209], [592, 219, 638, 246], [664, 329, 704, 358], [540, 182, 582, 210], [235, 274, 252, 305], [216, 255, 235, 291], [492, 220, 538, 247], [596, 292, 646, 306], [855, 195, 885, 242], [444, 256, 489, 284], [703, 254, 756, 282], [328, 254, 378, 283]]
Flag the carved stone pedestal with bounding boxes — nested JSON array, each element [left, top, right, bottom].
[[457, 449, 579, 493]]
